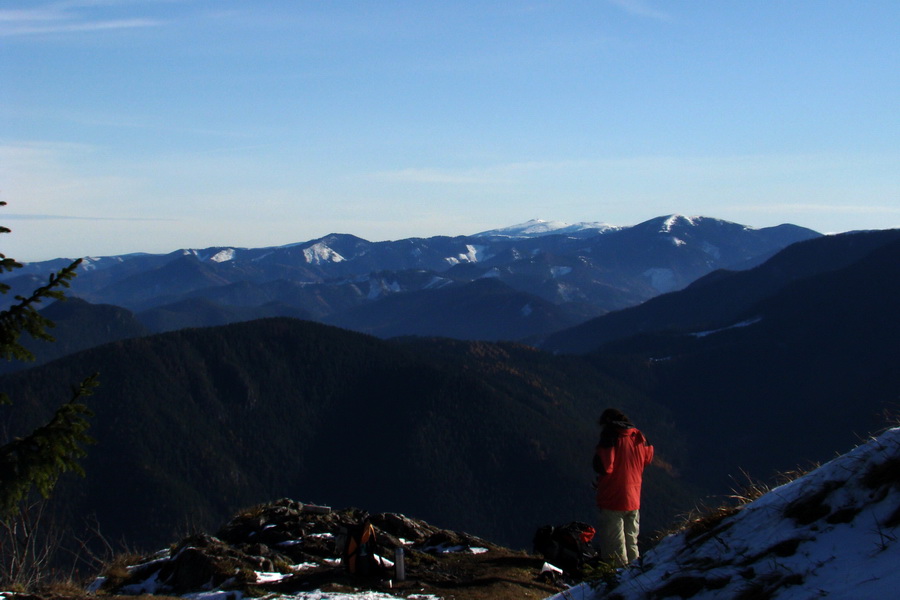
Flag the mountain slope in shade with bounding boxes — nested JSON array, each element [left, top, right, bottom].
[[541, 228, 900, 354], [550, 426, 900, 599], [579, 233, 900, 496], [137, 298, 314, 333], [322, 278, 591, 340], [0, 318, 693, 551], [0, 298, 149, 375]]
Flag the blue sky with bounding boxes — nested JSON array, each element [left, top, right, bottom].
[[2, 1, 898, 261]]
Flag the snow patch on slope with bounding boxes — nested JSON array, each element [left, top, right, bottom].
[[660, 214, 700, 233], [303, 243, 345, 265], [691, 317, 762, 338], [367, 278, 401, 300], [209, 249, 236, 263], [643, 268, 677, 293], [445, 244, 490, 265]]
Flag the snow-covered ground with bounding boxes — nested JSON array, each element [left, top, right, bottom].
[[547, 426, 900, 599]]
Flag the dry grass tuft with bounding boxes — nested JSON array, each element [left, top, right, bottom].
[[96, 552, 146, 590], [666, 470, 774, 543], [680, 503, 739, 542]]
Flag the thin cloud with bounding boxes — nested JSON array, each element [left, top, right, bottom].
[[1, 213, 175, 222], [2, 18, 162, 35], [0, 2, 164, 37], [606, 0, 670, 21]]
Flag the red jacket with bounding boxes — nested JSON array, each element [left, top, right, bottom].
[[594, 427, 654, 512]]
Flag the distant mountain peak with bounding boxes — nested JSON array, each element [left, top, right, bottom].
[[659, 214, 701, 232], [473, 219, 619, 239]]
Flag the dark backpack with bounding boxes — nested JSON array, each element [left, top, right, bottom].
[[340, 521, 385, 577], [533, 521, 598, 576]]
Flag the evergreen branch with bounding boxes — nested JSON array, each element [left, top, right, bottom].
[[0, 258, 82, 362], [0, 373, 99, 519]]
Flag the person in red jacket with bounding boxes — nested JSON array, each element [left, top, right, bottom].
[[593, 408, 654, 566]]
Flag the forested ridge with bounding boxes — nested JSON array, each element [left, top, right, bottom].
[[0, 318, 694, 552]]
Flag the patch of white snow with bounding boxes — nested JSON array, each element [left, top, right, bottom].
[[209, 249, 236, 263], [449, 244, 490, 264], [254, 571, 290, 584], [659, 215, 700, 233], [303, 243, 346, 265], [474, 219, 619, 238], [643, 268, 677, 293], [691, 317, 763, 338]]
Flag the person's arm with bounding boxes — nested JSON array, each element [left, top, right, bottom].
[[636, 430, 654, 467], [594, 444, 616, 475]]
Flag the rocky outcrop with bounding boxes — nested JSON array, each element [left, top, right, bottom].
[[93, 499, 501, 597]]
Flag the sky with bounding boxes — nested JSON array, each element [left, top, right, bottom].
[[2, 1, 899, 261]]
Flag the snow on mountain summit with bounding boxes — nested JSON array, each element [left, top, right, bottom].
[[660, 214, 701, 232], [550, 426, 900, 599], [303, 242, 345, 265], [474, 219, 619, 239]]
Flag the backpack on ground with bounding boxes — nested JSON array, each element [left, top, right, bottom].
[[340, 520, 385, 577], [533, 521, 598, 576]]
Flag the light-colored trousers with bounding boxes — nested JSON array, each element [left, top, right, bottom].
[[597, 508, 640, 566]]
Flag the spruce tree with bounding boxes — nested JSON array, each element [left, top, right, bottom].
[[0, 203, 97, 518]]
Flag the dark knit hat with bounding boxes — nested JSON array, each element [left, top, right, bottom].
[[598, 408, 629, 426]]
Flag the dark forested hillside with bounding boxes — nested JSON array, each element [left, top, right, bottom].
[[137, 297, 313, 333], [323, 278, 590, 340], [631, 237, 900, 491], [542, 228, 900, 354], [0, 298, 149, 375], [578, 233, 900, 492], [0, 318, 693, 553]]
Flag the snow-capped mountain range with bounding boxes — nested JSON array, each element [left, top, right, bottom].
[[3, 215, 819, 343]]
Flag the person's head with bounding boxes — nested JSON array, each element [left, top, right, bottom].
[[598, 408, 630, 427]]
